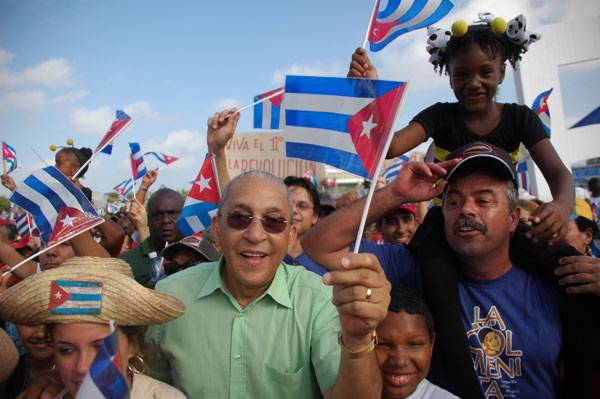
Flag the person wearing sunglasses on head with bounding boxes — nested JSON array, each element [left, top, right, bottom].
[[146, 110, 392, 399], [120, 188, 185, 287]]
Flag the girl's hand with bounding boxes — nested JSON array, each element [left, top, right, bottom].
[[526, 201, 568, 245], [556, 256, 600, 295]]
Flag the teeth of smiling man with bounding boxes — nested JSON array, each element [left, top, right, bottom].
[[459, 226, 476, 232], [387, 373, 414, 385]]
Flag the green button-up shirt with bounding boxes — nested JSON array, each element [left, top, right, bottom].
[[147, 259, 341, 398]]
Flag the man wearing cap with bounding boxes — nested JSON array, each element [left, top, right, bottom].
[[161, 234, 220, 275], [377, 203, 420, 245], [302, 142, 600, 398], [147, 169, 392, 398]]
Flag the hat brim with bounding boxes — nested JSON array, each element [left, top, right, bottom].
[[447, 154, 515, 183], [0, 257, 185, 326]]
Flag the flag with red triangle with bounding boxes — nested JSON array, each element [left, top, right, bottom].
[[284, 75, 407, 178], [177, 153, 220, 236]]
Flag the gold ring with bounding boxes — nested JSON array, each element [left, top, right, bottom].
[[366, 288, 372, 301]]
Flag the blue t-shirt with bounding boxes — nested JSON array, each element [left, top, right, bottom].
[[355, 240, 562, 398], [458, 265, 561, 398], [283, 252, 328, 276]]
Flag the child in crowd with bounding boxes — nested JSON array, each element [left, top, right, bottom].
[[349, 12, 596, 397], [376, 286, 457, 399]]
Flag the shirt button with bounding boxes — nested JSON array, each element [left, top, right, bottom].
[[234, 355, 241, 360], [238, 314, 244, 319]]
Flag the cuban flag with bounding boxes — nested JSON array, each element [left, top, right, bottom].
[[253, 87, 285, 130], [382, 155, 409, 184], [368, 0, 455, 52], [516, 161, 530, 193], [9, 166, 104, 246], [531, 88, 552, 136], [75, 322, 130, 399], [2, 141, 18, 173], [95, 110, 132, 155], [48, 280, 102, 315], [144, 151, 179, 166], [113, 178, 134, 197], [284, 75, 407, 178], [177, 154, 220, 236], [15, 212, 30, 238], [304, 167, 319, 188], [129, 143, 147, 181]]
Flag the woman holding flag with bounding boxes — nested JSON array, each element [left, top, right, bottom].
[[0, 257, 186, 398]]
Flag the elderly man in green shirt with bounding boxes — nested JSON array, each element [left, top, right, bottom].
[[148, 163, 391, 398]]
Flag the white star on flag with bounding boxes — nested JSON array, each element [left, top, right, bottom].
[[55, 291, 62, 300], [360, 115, 377, 139], [61, 214, 77, 227], [195, 174, 212, 193]]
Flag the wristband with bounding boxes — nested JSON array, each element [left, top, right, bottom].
[[338, 331, 377, 359]]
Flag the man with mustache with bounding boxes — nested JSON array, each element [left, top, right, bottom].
[[302, 143, 595, 398]]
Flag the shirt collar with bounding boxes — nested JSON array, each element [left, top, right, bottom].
[[196, 257, 293, 309]]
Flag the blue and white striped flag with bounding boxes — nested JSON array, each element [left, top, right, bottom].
[[253, 87, 285, 130], [129, 142, 147, 181], [15, 213, 30, 237], [9, 166, 103, 245], [368, 0, 455, 52], [382, 155, 409, 184], [284, 75, 407, 178]]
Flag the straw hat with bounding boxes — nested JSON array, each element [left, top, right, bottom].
[[0, 257, 185, 326], [0, 328, 18, 384]]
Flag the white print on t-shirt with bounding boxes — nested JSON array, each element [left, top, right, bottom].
[[466, 306, 523, 399]]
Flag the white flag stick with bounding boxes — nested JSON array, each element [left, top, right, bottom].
[[362, 0, 380, 49], [73, 119, 134, 180], [352, 81, 411, 254], [210, 153, 222, 196], [236, 89, 285, 114], [30, 147, 49, 166], [2, 218, 105, 277]]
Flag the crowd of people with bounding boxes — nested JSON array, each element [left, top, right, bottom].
[[1, 13, 600, 399]]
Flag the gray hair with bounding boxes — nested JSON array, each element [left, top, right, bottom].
[[219, 171, 294, 219]]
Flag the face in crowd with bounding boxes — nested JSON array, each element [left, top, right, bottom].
[[443, 168, 519, 260], [376, 311, 435, 399], [379, 208, 419, 245], [52, 323, 139, 396], [147, 189, 184, 247], [39, 242, 75, 270], [214, 173, 296, 297], [16, 324, 53, 361], [164, 247, 207, 275]]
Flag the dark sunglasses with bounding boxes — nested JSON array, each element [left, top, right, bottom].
[[224, 212, 288, 234]]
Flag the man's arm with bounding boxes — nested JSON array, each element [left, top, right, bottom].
[[207, 108, 239, 189], [97, 216, 126, 257], [136, 168, 158, 204], [71, 230, 110, 257], [324, 253, 390, 399], [302, 161, 458, 270]]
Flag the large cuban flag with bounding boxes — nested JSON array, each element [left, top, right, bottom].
[[284, 75, 407, 178], [9, 166, 104, 246], [253, 87, 285, 130], [75, 322, 130, 399], [368, 0, 455, 52], [177, 153, 220, 236], [531, 88, 552, 136]]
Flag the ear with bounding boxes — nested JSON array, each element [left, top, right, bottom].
[[583, 228, 594, 246], [311, 213, 319, 226], [499, 62, 506, 83], [509, 206, 520, 234], [430, 332, 436, 356], [211, 216, 221, 249], [289, 224, 298, 244]]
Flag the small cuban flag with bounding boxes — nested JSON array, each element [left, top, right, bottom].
[[177, 153, 220, 236], [48, 280, 102, 315], [75, 321, 130, 399], [284, 75, 407, 178], [382, 155, 409, 184], [531, 88, 552, 137], [144, 151, 179, 166], [95, 110, 132, 155], [253, 87, 285, 130]]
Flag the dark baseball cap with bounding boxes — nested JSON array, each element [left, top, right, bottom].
[[446, 142, 516, 184], [162, 235, 220, 262]]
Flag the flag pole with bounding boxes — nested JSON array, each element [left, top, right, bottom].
[[73, 119, 134, 180], [236, 89, 285, 114], [352, 81, 410, 254], [2, 219, 105, 277], [30, 147, 49, 166], [362, 0, 380, 49]]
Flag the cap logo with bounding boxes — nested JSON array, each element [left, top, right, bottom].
[[463, 143, 493, 155], [48, 280, 102, 315]]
